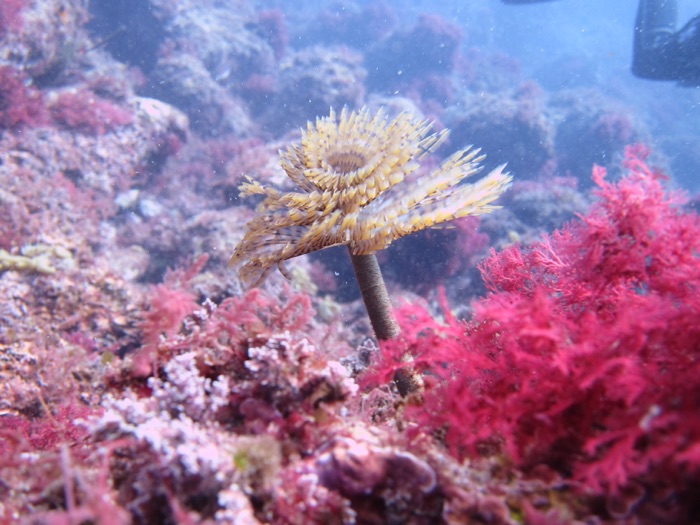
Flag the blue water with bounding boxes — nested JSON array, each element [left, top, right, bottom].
[[244, 0, 700, 187], [87, 0, 700, 191]]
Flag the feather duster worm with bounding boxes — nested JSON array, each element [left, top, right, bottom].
[[231, 107, 512, 339]]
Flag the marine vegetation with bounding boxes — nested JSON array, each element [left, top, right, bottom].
[[364, 146, 700, 521], [230, 106, 512, 339]]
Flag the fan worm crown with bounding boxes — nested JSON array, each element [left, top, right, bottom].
[[230, 106, 513, 287]]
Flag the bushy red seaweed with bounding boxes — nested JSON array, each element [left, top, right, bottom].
[[368, 146, 700, 513], [0, 66, 47, 129], [49, 91, 133, 135]]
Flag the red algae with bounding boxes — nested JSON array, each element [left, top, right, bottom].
[[0, 66, 47, 129], [0, 0, 26, 34], [366, 146, 700, 522], [48, 91, 133, 135]]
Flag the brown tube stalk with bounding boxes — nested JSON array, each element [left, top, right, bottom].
[[348, 250, 400, 341]]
